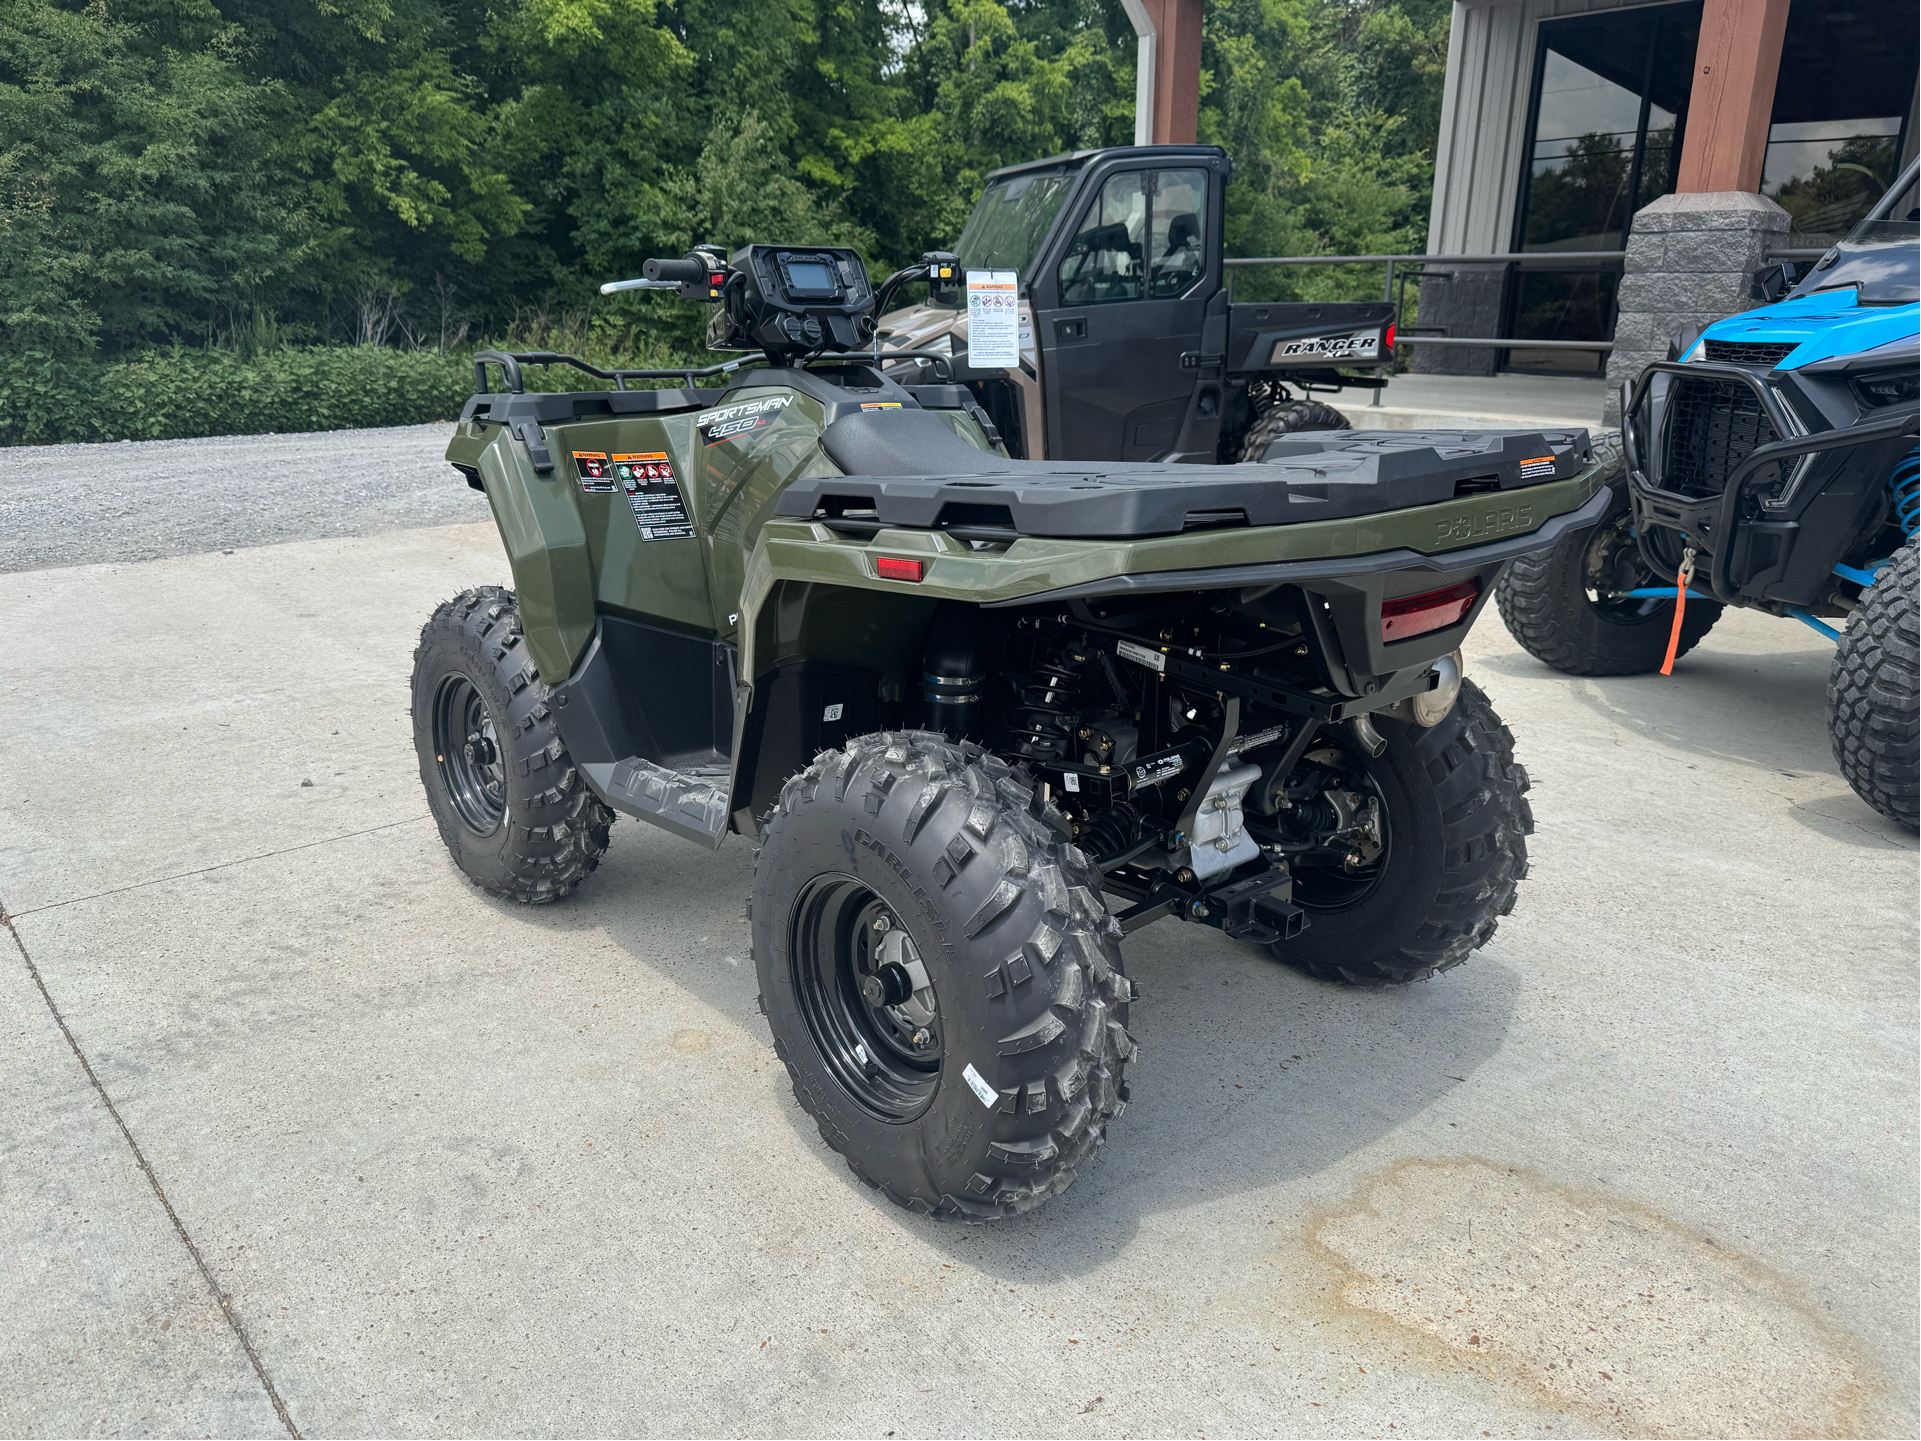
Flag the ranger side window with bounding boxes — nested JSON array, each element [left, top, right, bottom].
[[1148, 168, 1207, 299], [1056, 169, 1209, 306], [1057, 171, 1146, 305]]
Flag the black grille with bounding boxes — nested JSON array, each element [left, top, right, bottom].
[[1702, 339, 1797, 367], [1664, 377, 1780, 497]]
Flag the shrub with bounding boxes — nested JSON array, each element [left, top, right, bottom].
[[0, 347, 477, 447]]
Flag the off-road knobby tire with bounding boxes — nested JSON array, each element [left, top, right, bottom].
[[1268, 680, 1532, 985], [411, 586, 613, 902], [1240, 399, 1353, 462], [1828, 540, 1919, 830], [752, 731, 1134, 1220], [1495, 433, 1721, 675]]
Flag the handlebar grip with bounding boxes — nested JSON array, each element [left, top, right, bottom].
[[642, 257, 706, 283]]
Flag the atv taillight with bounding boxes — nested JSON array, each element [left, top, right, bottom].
[[876, 556, 925, 582], [1381, 579, 1478, 641], [1384, 322, 1396, 350]]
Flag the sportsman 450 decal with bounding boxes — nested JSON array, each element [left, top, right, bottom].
[[697, 394, 792, 444]]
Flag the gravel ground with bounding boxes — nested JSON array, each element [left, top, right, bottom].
[[0, 425, 484, 572]]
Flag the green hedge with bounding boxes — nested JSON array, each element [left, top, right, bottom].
[[0, 347, 477, 447]]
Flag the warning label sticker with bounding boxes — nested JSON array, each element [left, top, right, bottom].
[[860, 401, 902, 411], [1519, 454, 1556, 479], [613, 452, 694, 541], [572, 451, 616, 493]]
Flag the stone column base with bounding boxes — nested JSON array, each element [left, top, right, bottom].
[[1603, 190, 1789, 426]]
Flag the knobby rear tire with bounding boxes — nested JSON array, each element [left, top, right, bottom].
[[752, 731, 1135, 1221], [1267, 681, 1533, 986]]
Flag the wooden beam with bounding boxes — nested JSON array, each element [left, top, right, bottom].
[[1146, 0, 1204, 146], [1675, 0, 1790, 193]]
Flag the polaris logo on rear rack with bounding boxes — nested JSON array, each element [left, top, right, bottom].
[[1271, 331, 1381, 362]]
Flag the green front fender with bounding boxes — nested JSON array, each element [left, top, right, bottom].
[[465, 424, 597, 682]]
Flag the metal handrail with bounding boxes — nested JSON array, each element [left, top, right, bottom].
[[1224, 251, 1627, 265], [1225, 242, 1821, 359], [1396, 336, 1611, 352]]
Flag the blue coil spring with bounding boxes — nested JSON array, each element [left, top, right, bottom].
[[1893, 448, 1920, 541]]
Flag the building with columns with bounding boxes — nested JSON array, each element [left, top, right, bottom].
[[1128, 0, 1913, 419], [1412, 0, 1916, 413]]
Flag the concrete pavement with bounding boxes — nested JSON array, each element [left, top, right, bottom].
[[1, 428, 1914, 1437]]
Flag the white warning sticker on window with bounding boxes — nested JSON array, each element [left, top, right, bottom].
[[961, 1062, 998, 1110], [966, 270, 1020, 369]]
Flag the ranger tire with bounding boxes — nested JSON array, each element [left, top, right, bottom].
[[1495, 432, 1721, 674], [1240, 399, 1352, 462], [1268, 681, 1532, 985], [1828, 540, 1919, 830], [752, 731, 1134, 1220], [411, 586, 613, 901]]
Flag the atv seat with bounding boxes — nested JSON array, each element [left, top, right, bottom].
[[821, 408, 1037, 477]]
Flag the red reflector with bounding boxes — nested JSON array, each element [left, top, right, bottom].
[[876, 556, 924, 582], [1384, 321, 1396, 350], [1381, 579, 1478, 641]]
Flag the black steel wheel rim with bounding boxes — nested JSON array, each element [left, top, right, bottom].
[[1583, 510, 1670, 624], [789, 874, 942, 1123], [433, 672, 506, 835]]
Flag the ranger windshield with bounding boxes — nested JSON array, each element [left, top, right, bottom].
[[949, 168, 1080, 291]]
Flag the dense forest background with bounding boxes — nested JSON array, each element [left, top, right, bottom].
[[1, 0, 1449, 372]]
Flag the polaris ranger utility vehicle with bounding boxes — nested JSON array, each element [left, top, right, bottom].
[[872, 145, 1392, 464], [414, 237, 1608, 1220], [1498, 160, 1920, 829]]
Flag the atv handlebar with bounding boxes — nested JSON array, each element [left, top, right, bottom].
[[642, 257, 706, 284]]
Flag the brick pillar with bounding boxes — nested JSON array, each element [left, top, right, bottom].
[[1602, 191, 1789, 426]]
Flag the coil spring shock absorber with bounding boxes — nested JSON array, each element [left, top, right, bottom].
[[1009, 651, 1083, 760], [1891, 448, 1919, 542]]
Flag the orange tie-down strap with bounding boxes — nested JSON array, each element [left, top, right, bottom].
[[1661, 546, 1698, 677]]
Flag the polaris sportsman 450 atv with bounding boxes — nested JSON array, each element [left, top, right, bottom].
[[1499, 160, 1919, 829], [414, 238, 1608, 1220]]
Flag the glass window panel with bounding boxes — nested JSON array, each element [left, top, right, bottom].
[[1148, 169, 1208, 299], [1765, 118, 1906, 245], [953, 170, 1078, 280], [1058, 171, 1147, 306], [1523, 51, 1645, 250]]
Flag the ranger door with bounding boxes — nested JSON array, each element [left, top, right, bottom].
[[1032, 161, 1222, 461]]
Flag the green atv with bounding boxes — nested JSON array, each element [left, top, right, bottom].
[[413, 240, 1608, 1220]]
